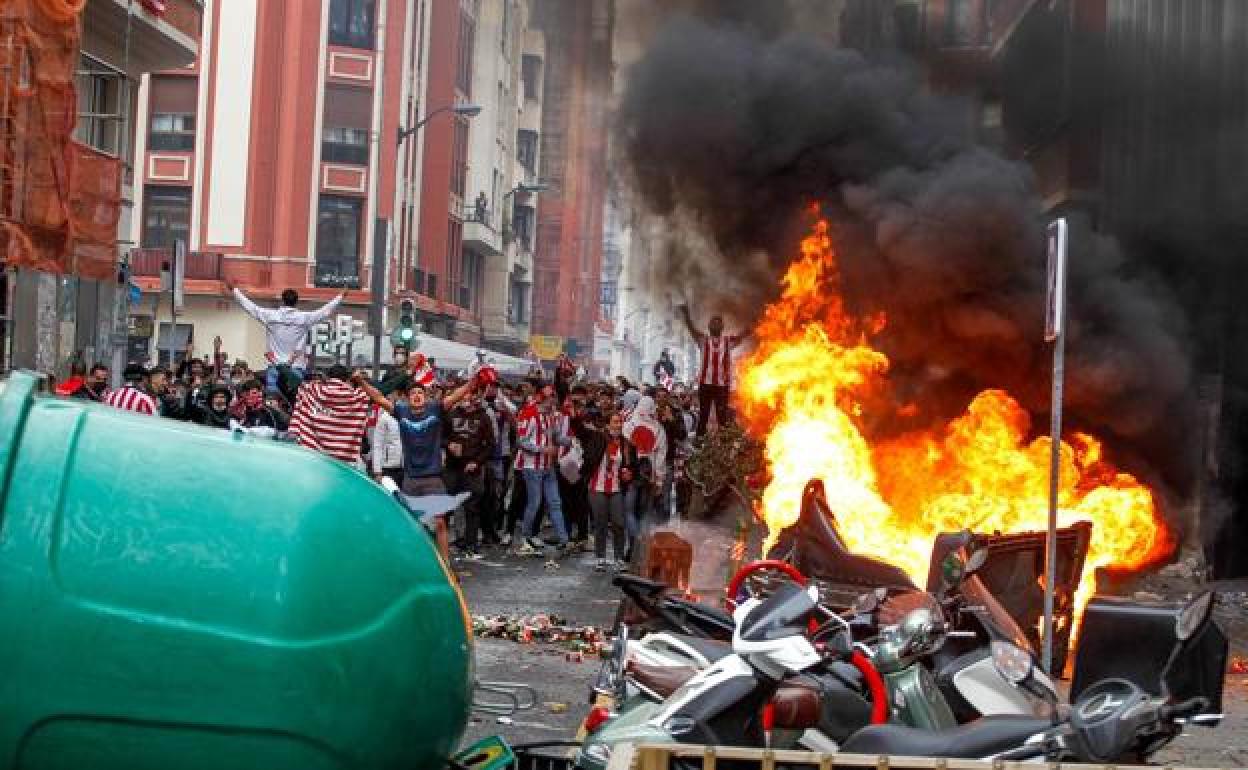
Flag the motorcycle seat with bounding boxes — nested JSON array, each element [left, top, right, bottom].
[[840, 715, 1053, 758], [627, 661, 824, 730], [627, 661, 699, 698]]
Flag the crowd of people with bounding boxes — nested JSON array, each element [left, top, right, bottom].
[[47, 287, 746, 573]]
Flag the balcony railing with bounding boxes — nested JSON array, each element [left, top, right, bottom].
[[129, 247, 223, 280]]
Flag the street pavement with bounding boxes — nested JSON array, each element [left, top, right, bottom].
[[456, 545, 1248, 767], [458, 544, 619, 754]]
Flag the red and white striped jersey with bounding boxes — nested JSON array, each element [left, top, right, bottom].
[[698, 334, 739, 387], [589, 440, 624, 495], [105, 385, 157, 416], [289, 379, 370, 463], [514, 409, 562, 471]]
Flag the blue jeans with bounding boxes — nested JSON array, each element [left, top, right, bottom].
[[265, 364, 304, 393], [520, 468, 568, 544]]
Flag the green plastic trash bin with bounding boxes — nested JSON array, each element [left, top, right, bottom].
[[0, 372, 472, 770]]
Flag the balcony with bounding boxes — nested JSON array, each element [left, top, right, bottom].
[[461, 201, 502, 256], [129, 247, 224, 281]]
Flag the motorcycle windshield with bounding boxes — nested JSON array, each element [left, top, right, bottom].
[[738, 583, 816, 643], [960, 574, 1033, 653]]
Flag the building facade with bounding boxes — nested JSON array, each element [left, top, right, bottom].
[[464, 0, 545, 358], [5, 0, 200, 378], [129, 0, 515, 368], [528, 0, 612, 362]]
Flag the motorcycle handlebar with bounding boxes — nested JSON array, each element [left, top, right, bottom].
[[1160, 697, 1209, 722]]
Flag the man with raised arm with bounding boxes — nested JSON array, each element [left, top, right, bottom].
[[227, 281, 345, 391], [352, 362, 480, 498], [680, 304, 748, 438]]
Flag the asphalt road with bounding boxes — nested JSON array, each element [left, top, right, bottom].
[[455, 544, 1248, 768], [458, 544, 619, 755]]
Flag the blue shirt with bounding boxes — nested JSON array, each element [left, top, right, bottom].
[[394, 401, 444, 479]]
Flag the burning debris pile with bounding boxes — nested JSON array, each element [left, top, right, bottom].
[[738, 216, 1172, 613], [618, 6, 1189, 599]]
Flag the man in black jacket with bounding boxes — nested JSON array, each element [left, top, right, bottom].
[[445, 391, 496, 559]]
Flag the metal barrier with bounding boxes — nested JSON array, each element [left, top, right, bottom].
[[606, 744, 1236, 770]]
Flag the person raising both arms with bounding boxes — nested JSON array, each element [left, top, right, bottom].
[[226, 279, 345, 392], [679, 303, 750, 438]]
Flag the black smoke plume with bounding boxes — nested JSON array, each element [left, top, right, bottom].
[[616, 7, 1199, 506]]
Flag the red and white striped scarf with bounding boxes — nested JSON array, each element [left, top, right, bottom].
[[289, 379, 370, 463], [105, 385, 157, 416], [590, 438, 624, 495]]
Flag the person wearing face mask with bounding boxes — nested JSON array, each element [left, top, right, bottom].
[[513, 384, 573, 557], [583, 412, 638, 571], [198, 385, 233, 429]]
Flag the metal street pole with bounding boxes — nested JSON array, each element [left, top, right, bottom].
[[370, 218, 388, 382], [1042, 217, 1069, 675]]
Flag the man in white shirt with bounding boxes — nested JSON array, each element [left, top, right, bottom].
[[227, 283, 345, 391]]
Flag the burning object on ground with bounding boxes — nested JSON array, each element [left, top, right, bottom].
[[770, 478, 1091, 672], [739, 216, 1173, 619]]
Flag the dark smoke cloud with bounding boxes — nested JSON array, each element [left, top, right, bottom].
[[616, 10, 1198, 498]]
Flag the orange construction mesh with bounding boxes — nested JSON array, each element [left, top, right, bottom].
[[0, 0, 120, 280]]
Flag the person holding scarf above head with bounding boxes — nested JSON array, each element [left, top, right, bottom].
[[624, 395, 668, 538]]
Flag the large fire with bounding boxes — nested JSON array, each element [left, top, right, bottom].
[[737, 217, 1174, 615]]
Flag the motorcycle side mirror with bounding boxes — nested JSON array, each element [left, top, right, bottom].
[[965, 547, 989, 574], [1175, 591, 1215, 641]]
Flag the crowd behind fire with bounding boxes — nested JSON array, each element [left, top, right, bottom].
[[48, 288, 745, 571]]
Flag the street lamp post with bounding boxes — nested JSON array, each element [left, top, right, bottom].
[[397, 102, 482, 146], [371, 103, 481, 380]]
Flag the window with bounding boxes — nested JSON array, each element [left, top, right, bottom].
[[149, 113, 196, 152], [512, 204, 534, 251], [508, 275, 529, 325], [142, 187, 191, 249], [946, 0, 977, 45], [516, 129, 538, 175], [147, 76, 198, 152], [321, 84, 372, 164], [315, 196, 363, 288], [450, 117, 469, 197], [321, 126, 370, 164], [456, 11, 475, 95], [75, 55, 125, 157], [521, 55, 541, 102], [329, 0, 376, 49]]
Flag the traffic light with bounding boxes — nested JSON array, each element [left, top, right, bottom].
[[390, 299, 417, 349]]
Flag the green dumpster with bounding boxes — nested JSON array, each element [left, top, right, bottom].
[[0, 372, 472, 770]]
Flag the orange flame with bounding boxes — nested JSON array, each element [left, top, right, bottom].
[[738, 217, 1173, 617]]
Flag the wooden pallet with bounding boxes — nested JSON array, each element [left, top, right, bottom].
[[606, 744, 1236, 770]]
